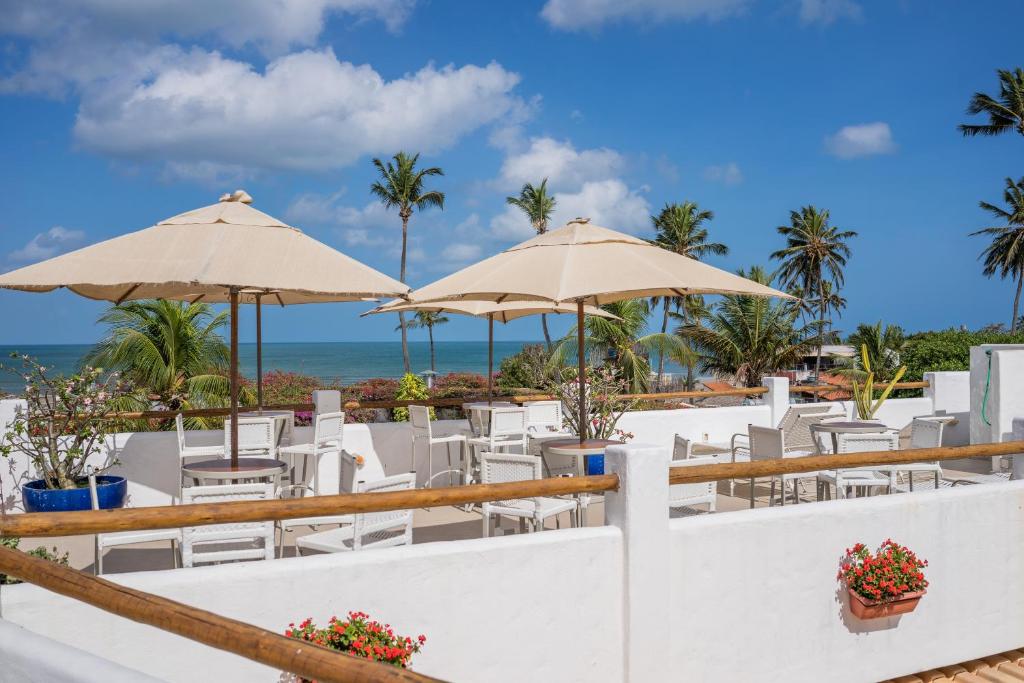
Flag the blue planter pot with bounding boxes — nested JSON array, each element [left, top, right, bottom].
[[22, 475, 127, 513], [585, 455, 605, 476]]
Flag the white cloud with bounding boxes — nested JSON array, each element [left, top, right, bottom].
[[702, 162, 743, 185], [540, 0, 751, 30], [2, 1, 415, 56], [798, 0, 862, 25], [441, 243, 482, 263], [8, 226, 85, 263], [496, 137, 623, 192], [286, 192, 394, 229], [824, 122, 895, 159]]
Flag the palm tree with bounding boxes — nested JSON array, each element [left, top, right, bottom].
[[371, 152, 445, 373], [649, 202, 728, 389], [667, 294, 711, 390], [837, 321, 906, 383], [506, 178, 557, 349], [785, 280, 847, 328], [401, 311, 449, 373], [958, 68, 1024, 138], [681, 267, 819, 388], [84, 300, 231, 413], [555, 298, 683, 393], [971, 177, 1024, 330], [771, 206, 856, 385]]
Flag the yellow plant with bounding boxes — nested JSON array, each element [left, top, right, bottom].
[[850, 344, 906, 420]]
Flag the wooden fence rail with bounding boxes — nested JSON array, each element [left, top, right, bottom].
[[669, 440, 1024, 485], [0, 475, 620, 538], [0, 545, 443, 683]]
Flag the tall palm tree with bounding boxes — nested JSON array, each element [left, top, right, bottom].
[[667, 294, 710, 390], [84, 300, 231, 412], [371, 152, 445, 373], [785, 280, 847, 328], [401, 310, 449, 373], [506, 178, 557, 349], [681, 267, 819, 388], [958, 68, 1024, 138], [649, 202, 728, 389], [971, 177, 1024, 330], [555, 298, 683, 393], [771, 206, 856, 384]]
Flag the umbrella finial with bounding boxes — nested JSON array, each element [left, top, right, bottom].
[[219, 190, 254, 204], [569, 217, 591, 224]]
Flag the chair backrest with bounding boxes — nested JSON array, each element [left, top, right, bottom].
[[352, 473, 416, 551], [910, 418, 944, 449], [312, 390, 341, 415], [776, 403, 833, 431], [525, 401, 563, 433], [748, 426, 785, 462], [175, 413, 187, 453], [673, 435, 693, 460], [488, 407, 528, 439], [408, 405, 432, 436], [480, 452, 543, 511], [786, 413, 834, 451], [668, 455, 717, 505], [835, 431, 900, 454], [313, 411, 345, 449], [223, 417, 275, 454], [180, 483, 275, 566]]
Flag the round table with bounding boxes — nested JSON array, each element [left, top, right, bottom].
[[181, 458, 288, 486], [542, 439, 624, 476], [811, 420, 889, 454]]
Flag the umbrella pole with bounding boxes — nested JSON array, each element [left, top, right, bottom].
[[487, 314, 494, 405], [577, 301, 586, 446], [255, 293, 263, 412], [229, 288, 239, 467]]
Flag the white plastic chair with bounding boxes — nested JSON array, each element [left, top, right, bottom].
[[467, 407, 529, 483], [88, 474, 180, 575], [816, 432, 899, 500], [223, 417, 277, 458], [728, 410, 835, 495], [525, 401, 571, 456], [669, 436, 716, 515], [746, 426, 813, 508], [180, 482, 276, 567], [889, 418, 945, 492], [175, 413, 225, 498], [295, 473, 416, 554], [409, 404, 467, 487], [479, 452, 576, 536], [278, 411, 345, 497]]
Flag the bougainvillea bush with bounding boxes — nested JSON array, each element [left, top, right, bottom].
[[285, 611, 425, 674], [838, 540, 928, 602]]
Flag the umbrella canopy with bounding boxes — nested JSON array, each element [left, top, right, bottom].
[[364, 298, 617, 322], [403, 217, 793, 446], [0, 190, 406, 305], [405, 217, 790, 306], [0, 190, 409, 464]]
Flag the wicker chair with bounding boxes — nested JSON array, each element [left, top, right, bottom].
[[479, 452, 576, 536], [180, 483, 276, 567]]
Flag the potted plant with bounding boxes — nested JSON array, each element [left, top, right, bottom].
[[284, 611, 425, 680], [848, 344, 907, 420], [0, 354, 132, 512], [838, 540, 928, 619]]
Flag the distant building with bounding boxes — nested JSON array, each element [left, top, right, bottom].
[[791, 345, 856, 382]]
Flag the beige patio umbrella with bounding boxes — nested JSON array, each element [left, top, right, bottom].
[[405, 217, 793, 446], [0, 190, 409, 464], [364, 299, 618, 400]]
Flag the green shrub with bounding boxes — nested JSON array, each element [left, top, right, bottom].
[[1, 537, 70, 584], [497, 344, 552, 392], [902, 328, 1024, 381], [393, 373, 432, 422]]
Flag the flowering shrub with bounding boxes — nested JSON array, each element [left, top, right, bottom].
[[343, 378, 400, 423], [838, 540, 928, 602], [548, 366, 636, 440], [0, 354, 134, 489], [285, 611, 425, 674]]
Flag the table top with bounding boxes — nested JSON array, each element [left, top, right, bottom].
[[543, 438, 624, 455], [462, 402, 515, 410], [181, 458, 288, 474], [811, 421, 888, 434], [239, 410, 294, 419]]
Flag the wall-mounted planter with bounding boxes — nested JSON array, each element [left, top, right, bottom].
[[848, 588, 925, 619]]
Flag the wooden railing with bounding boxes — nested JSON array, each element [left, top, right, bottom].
[[668, 440, 1023, 485], [790, 381, 930, 396]]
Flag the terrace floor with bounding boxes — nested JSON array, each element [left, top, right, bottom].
[[12, 466, 995, 577]]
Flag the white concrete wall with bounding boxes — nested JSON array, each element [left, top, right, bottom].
[[925, 371, 970, 446], [669, 481, 1024, 682], [1, 527, 623, 683]]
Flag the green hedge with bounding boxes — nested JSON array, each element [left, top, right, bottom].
[[902, 328, 1024, 381]]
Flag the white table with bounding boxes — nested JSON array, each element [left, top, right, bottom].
[[810, 420, 890, 454]]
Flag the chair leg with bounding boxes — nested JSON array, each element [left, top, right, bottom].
[[96, 544, 103, 576], [770, 478, 777, 506], [748, 478, 755, 509], [171, 540, 179, 569]]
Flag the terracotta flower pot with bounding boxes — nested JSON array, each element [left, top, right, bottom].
[[848, 588, 926, 619]]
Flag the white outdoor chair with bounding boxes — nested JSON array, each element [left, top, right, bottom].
[[479, 452, 576, 536], [223, 417, 277, 459], [889, 418, 945, 492], [816, 432, 899, 501], [668, 437, 716, 516], [409, 404, 467, 487], [175, 413, 225, 498], [278, 411, 344, 497], [727, 412, 835, 496], [88, 474, 180, 575], [525, 400, 572, 457], [467, 407, 529, 483], [180, 483, 276, 568], [745, 426, 814, 508], [295, 473, 416, 554], [730, 403, 835, 458], [539, 443, 591, 528]]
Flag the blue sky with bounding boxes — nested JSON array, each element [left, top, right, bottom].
[[0, 0, 1021, 345]]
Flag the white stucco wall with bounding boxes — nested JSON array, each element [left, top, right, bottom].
[[669, 481, 1024, 682], [1, 527, 624, 683]]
